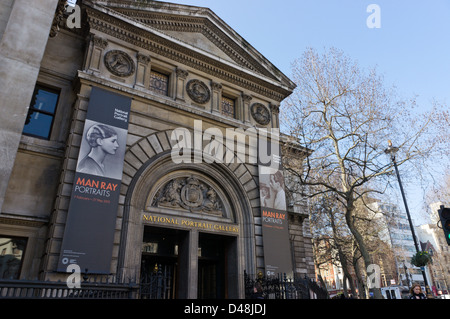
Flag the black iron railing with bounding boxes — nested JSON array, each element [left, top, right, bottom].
[[0, 264, 173, 299], [244, 271, 329, 299], [1, 269, 328, 299], [0, 277, 138, 299], [139, 265, 173, 299]]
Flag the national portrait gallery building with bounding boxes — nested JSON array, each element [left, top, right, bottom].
[[0, 0, 314, 299]]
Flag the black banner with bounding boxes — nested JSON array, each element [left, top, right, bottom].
[[57, 87, 131, 274], [258, 130, 293, 277]]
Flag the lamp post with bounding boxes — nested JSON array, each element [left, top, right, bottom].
[[384, 141, 431, 296]]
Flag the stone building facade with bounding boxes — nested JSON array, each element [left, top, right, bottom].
[[0, 0, 314, 298]]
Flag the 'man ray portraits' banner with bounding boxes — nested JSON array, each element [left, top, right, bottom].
[[258, 131, 293, 278], [58, 87, 131, 274]]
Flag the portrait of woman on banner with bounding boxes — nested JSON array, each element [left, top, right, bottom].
[[76, 120, 127, 180], [259, 167, 287, 211]]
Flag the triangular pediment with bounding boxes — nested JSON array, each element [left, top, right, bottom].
[[92, 0, 295, 93], [157, 29, 237, 65]]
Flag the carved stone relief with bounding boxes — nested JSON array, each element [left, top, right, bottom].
[[104, 50, 135, 77], [151, 176, 224, 216], [186, 79, 211, 104], [251, 103, 271, 125]]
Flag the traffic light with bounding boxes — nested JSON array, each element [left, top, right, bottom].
[[438, 206, 450, 245]]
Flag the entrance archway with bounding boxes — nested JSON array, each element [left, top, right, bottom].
[[118, 142, 256, 299]]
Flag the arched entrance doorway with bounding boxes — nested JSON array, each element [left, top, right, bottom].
[[118, 150, 256, 299]]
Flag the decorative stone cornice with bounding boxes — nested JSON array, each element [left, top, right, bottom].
[[117, 11, 270, 77], [0, 216, 47, 228], [49, 0, 66, 38], [84, 4, 293, 102], [93, 1, 276, 79]]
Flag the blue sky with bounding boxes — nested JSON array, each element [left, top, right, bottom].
[[160, 0, 450, 108], [158, 1, 450, 224]]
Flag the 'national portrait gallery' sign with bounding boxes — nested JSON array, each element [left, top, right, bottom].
[[57, 87, 131, 274], [258, 130, 293, 278]]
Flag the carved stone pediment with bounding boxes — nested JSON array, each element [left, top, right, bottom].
[[151, 176, 224, 216], [113, 9, 272, 79], [85, 1, 297, 101]]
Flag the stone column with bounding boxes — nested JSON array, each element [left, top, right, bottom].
[[242, 93, 252, 125], [135, 53, 151, 89], [211, 82, 222, 114], [0, 0, 59, 212], [85, 34, 108, 74], [179, 230, 199, 298], [175, 68, 189, 102], [270, 103, 280, 129]]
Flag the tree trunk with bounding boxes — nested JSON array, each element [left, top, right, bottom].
[[329, 211, 358, 298], [353, 255, 366, 299], [345, 204, 383, 299], [337, 249, 358, 297], [317, 273, 330, 299]]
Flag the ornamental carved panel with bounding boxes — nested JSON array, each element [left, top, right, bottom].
[[251, 103, 271, 125], [186, 79, 211, 104], [104, 50, 135, 77], [151, 176, 224, 216]]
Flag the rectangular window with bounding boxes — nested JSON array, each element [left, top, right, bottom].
[[149, 70, 169, 96], [221, 96, 235, 118], [0, 236, 27, 279], [23, 84, 60, 140]]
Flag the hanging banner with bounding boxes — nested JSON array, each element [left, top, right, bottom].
[[258, 129, 293, 278], [57, 87, 131, 274]]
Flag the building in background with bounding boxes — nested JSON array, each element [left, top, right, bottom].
[[416, 202, 450, 297], [370, 202, 424, 286]]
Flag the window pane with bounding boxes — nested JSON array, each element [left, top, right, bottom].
[[31, 88, 58, 114], [23, 112, 54, 139], [23, 85, 59, 140], [149, 71, 169, 96], [222, 96, 235, 118], [0, 237, 27, 279]]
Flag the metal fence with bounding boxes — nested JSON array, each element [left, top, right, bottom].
[[0, 264, 174, 299], [244, 271, 329, 299], [0, 269, 328, 299], [139, 265, 173, 299], [0, 277, 138, 299]]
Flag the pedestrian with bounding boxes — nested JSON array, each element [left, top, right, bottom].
[[252, 281, 264, 299], [409, 284, 426, 299]]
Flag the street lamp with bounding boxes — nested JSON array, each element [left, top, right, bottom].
[[384, 141, 431, 296]]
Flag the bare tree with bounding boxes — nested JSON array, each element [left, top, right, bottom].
[[281, 47, 448, 299], [426, 170, 450, 206]]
